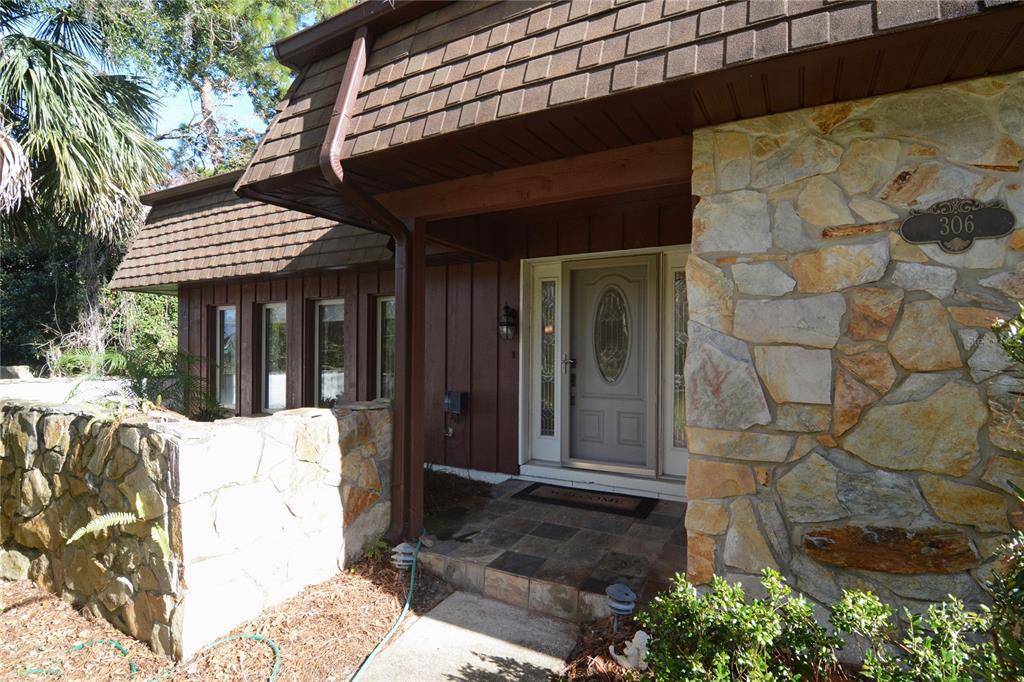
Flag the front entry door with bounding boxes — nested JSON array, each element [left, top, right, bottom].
[[565, 257, 657, 472]]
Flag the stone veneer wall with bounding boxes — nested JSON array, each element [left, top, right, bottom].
[[0, 400, 391, 660], [684, 70, 1024, 612]]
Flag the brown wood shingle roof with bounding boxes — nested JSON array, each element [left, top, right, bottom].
[[237, 0, 1017, 193], [110, 172, 392, 292]]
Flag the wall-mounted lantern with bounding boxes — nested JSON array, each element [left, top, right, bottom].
[[498, 304, 518, 341]]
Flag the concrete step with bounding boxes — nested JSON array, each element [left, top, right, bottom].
[[419, 549, 613, 623]]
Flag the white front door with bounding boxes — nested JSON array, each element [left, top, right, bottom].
[[565, 257, 657, 473]]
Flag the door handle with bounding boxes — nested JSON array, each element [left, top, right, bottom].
[[562, 355, 577, 373]]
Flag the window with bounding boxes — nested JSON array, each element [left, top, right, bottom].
[[216, 307, 237, 408], [539, 280, 556, 437], [315, 299, 345, 407], [377, 296, 396, 400], [263, 303, 287, 411], [672, 271, 687, 448]]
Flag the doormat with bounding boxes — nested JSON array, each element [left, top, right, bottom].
[[512, 483, 657, 518]]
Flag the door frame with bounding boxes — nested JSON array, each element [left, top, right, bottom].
[[561, 254, 659, 476], [519, 245, 692, 493]]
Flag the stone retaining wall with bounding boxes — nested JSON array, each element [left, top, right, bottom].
[[685, 70, 1024, 612], [0, 400, 391, 660]]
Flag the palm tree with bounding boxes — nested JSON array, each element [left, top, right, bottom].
[[0, 127, 31, 214], [0, 0, 164, 239]]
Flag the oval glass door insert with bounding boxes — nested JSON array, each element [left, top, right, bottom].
[[594, 286, 630, 383]]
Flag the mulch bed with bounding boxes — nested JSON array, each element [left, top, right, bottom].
[[0, 556, 450, 681], [562, 616, 646, 682]]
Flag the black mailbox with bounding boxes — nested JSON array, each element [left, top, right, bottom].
[[444, 391, 469, 415]]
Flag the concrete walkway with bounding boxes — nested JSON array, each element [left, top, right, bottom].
[[358, 591, 578, 681]]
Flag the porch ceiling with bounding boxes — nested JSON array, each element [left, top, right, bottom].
[[240, 3, 1024, 232], [426, 182, 691, 262]]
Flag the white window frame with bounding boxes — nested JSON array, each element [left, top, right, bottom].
[[522, 262, 563, 464], [215, 305, 237, 410], [376, 296, 396, 401], [262, 302, 287, 413], [314, 298, 346, 406], [661, 249, 690, 478]]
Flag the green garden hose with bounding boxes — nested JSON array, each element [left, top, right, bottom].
[[19, 539, 417, 682], [347, 537, 422, 682], [21, 633, 282, 681]]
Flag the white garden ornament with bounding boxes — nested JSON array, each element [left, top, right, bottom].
[[609, 630, 649, 671]]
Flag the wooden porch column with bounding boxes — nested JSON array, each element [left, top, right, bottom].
[[389, 217, 427, 540]]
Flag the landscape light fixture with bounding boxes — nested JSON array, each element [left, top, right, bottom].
[[606, 582, 637, 633]]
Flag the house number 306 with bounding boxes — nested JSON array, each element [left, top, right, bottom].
[[900, 198, 1015, 254], [938, 213, 974, 236]]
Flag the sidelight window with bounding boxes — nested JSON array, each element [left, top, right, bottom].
[[540, 280, 556, 436], [672, 271, 687, 448]]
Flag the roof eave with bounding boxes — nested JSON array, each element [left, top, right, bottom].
[[273, 0, 450, 70], [140, 170, 244, 206]]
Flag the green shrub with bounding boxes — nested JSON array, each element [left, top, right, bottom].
[[989, 484, 1024, 679], [637, 569, 841, 681], [830, 591, 999, 682], [123, 351, 224, 421]]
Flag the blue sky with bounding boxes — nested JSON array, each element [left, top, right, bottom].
[[156, 87, 267, 141]]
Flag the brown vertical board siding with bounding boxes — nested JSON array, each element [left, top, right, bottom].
[[271, 278, 287, 302], [303, 275, 321, 405], [623, 204, 659, 249], [496, 259, 520, 474], [528, 218, 557, 258], [339, 272, 359, 403], [214, 284, 227, 306], [320, 272, 339, 298], [589, 211, 624, 252], [286, 277, 304, 408], [659, 199, 691, 246], [170, 186, 692, 471], [240, 281, 255, 415], [424, 265, 447, 466], [444, 263, 472, 468], [254, 280, 271, 411], [470, 261, 499, 472], [200, 287, 214, 389], [357, 271, 380, 400], [557, 215, 589, 256], [176, 288, 188, 353]]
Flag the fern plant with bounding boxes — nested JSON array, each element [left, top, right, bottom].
[[66, 493, 171, 563], [66, 511, 138, 545]]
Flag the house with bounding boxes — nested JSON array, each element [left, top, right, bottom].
[[112, 0, 1024, 613]]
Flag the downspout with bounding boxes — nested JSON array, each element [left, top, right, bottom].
[[318, 26, 422, 541]]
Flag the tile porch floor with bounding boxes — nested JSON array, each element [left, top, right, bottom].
[[418, 479, 687, 622]]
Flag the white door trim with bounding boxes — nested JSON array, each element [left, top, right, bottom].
[[519, 245, 691, 495]]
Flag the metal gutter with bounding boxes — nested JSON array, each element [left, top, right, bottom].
[[274, 1, 446, 70], [141, 170, 243, 206], [318, 24, 424, 542]]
